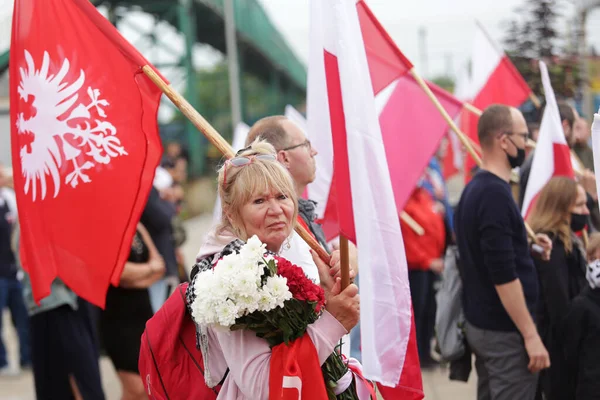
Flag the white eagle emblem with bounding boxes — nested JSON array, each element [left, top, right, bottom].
[[16, 50, 128, 201]]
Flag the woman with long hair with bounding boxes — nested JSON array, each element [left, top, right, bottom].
[[527, 176, 590, 400]]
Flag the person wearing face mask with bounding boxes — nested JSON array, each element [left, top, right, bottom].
[[455, 105, 552, 400], [526, 177, 590, 400]]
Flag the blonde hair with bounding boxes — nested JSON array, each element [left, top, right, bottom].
[[217, 139, 298, 240], [527, 176, 578, 253]]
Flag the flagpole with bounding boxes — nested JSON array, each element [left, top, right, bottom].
[[409, 68, 482, 166], [141, 65, 331, 263], [409, 68, 542, 242], [339, 235, 350, 289]]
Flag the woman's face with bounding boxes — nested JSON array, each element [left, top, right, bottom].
[[571, 185, 590, 215], [237, 189, 295, 252]]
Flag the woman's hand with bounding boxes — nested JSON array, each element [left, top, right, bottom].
[[148, 256, 166, 276], [328, 248, 357, 282], [535, 233, 552, 261], [325, 277, 360, 332]]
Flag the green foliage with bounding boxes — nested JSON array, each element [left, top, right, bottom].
[[502, 0, 581, 98], [431, 76, 455, 92]]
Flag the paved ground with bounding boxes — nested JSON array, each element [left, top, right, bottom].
[[0, 213, 476, 399]]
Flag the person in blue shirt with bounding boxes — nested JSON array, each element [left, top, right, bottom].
[[455, 105, 552, 400]]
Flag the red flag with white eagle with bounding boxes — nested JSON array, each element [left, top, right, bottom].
[[10, 0, 163, 308], [521, 61, 574, 218], [463, 21, 532, 180], [308, 0, 423, 397]]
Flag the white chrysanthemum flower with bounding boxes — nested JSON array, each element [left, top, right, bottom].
[[256, 287, 278, 312], [240, 235, 267, 262], [265, 275, 292, 305], [233, 271, 261, 297], [216, 299, 239, 327], [235, 293, 261, 316]]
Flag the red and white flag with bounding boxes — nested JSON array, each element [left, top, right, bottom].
[[521, 61, 574, 218], [315, 0, 462, 237], [463, 21, 532, 179], [11, 0, 164, 307], [308, 0, 423, 397]]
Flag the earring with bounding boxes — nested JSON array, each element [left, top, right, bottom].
[[283, 237, 291, 251]]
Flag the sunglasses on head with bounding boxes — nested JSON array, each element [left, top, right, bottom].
[[223, 154, 277, 187]]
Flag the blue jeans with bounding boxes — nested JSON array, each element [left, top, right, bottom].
[[148, 278, 167, 314], [0, 277, 30, 368]]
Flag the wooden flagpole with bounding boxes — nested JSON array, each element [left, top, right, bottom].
[[409, 68, 540, 242], [141, 66, 331, 263], [339, 235, 351, 290]]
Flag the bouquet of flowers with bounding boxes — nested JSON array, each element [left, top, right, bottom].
[[190, 236, 359, 399]]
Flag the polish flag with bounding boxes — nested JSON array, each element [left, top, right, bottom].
[[308, 0, 423, 397], [521, 61, 574, 218], [463, 21, 532, 180], [314, 0, 463, 233]]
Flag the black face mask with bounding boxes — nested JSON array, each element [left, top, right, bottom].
[[505, 137, 526, 169], [571, 213, 588, 232]]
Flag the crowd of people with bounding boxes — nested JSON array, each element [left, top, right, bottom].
[[2, 100, 600, 399], [0, 141, 190, 399]]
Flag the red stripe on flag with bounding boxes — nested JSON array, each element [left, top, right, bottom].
[[323, 50, 356, 243], [378, 309, 424, 400], [553, 142, 575, 179], [523, 143, 574, 219], [356, 0, 413, 96]]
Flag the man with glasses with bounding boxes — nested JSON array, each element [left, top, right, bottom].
[[455, 105, 552, 400]]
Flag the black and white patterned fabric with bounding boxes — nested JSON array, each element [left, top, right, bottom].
[[186, 239, 245, 313]]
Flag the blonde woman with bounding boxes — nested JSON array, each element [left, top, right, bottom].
[[527, 176, 590, 400], [185, 140, 370, 399]]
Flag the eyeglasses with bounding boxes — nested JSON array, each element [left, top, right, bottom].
[[223, 154, 277, 187], [504, 131, 529, 141], [282, 139, 311, 151]]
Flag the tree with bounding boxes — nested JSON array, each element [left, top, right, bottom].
[[503, 0, 580, 99]]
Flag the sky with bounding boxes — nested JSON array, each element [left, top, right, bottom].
[[258, 0, 600, 79]]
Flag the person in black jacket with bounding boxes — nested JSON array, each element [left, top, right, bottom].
[[563, 259, 600, 400], [527, 177, 590, 400]]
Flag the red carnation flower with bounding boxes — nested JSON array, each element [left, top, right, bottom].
[[275, 256, 325, 312]]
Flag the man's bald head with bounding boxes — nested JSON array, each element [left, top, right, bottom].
[[245, 116, 291, 150], [478, 105, 513, 150]]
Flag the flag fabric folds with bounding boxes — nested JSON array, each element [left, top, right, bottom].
[[10, 0, 164, 307], [463, 21, 532, 179], [308, 0, 423, 396], [521, 61, 574, 218]]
